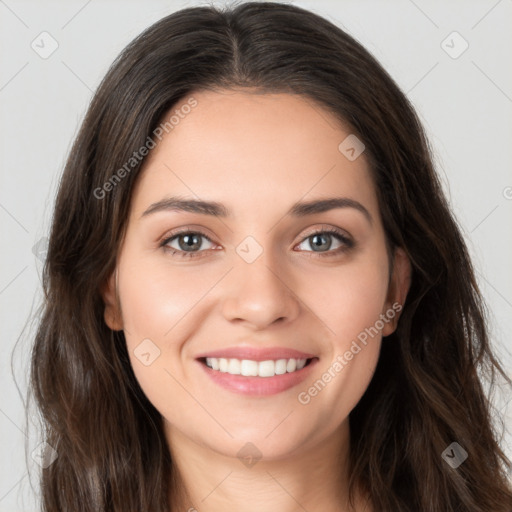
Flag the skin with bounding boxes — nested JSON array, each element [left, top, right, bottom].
[[102, 89, 411, 512]]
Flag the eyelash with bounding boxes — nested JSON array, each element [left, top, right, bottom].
[[160, 227, 354, 259]]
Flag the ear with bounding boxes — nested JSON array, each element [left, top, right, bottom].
[[100, 270, 123, 331], [382, 247, 411, 337]]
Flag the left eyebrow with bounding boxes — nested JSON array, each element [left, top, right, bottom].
[[141, 195, 372, 225], [289, 197, 372, 224]]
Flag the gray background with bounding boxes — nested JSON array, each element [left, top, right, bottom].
[[1, 0, 511, 509]]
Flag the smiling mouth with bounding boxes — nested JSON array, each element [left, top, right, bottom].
[[198, 357, 317, 378]]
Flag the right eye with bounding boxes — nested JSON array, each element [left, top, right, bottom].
[[161, 230, 217, 259]]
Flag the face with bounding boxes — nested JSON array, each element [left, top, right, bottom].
[[102, 89, 410, 461]]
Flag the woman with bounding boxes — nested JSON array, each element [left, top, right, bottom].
[[29, 2, 512, 511]]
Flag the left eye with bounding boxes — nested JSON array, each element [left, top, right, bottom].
[[295, 228, 353, 255]]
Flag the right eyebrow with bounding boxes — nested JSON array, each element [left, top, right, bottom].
[[141, 197, 229, 218]]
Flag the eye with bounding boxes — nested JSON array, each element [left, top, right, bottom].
[[295, 227, 354, 257], [161, 230, 216, 259], [160, 226, 354, 259]]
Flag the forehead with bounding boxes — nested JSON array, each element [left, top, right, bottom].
[[131, 89, 378, 221]]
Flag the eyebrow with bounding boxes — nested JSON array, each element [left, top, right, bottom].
[[141, 195, 372, 224]]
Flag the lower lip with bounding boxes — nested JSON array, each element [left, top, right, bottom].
[[196, 358, 319, 396]]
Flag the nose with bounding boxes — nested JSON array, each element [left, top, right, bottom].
[[221, 253, 301, 330]]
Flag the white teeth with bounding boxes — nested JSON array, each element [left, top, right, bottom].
[[219, 358, 228, 372], [240, 359, 259, 376], [228, 358, 241, 375], [206, 357, 219, 370], [275, 359, 287, 375], [204, 357, 310, 377], [258, 360, 275, 377]]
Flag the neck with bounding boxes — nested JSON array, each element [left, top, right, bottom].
[[166, 419, 371, 512]]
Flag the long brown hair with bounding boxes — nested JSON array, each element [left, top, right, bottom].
[[28, 2, 512, 510]]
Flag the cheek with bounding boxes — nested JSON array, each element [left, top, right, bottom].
[[118, 244, 389, 361], [302, 254, 390, 346], [293, 255, 388, 418], [117, 251, 212, 344], [115, 250, 218, 395]]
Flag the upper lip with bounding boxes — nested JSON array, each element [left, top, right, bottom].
[[195, 347, 317, 362]]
